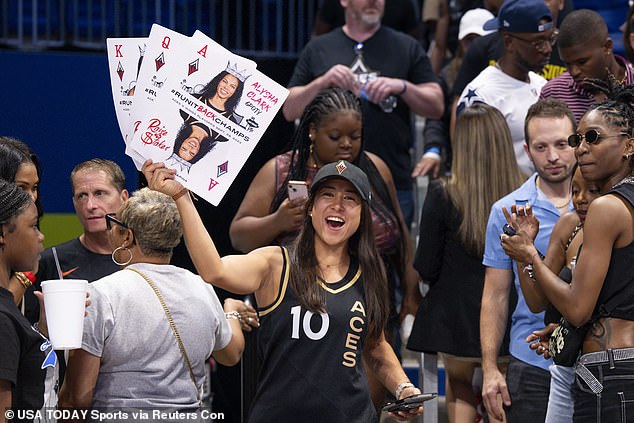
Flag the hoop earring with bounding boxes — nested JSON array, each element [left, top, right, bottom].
[[112, 245, 133, 266]]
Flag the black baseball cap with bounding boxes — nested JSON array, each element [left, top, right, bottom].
[[311, 160, 372, 203]]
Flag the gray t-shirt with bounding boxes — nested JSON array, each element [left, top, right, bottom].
[[82, 263, 232, 411]]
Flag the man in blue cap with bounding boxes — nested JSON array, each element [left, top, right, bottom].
[[456, 0, 557, 176]]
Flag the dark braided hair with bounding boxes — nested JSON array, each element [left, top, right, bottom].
[[271, 88, 362, 211], [582, 79, 634, 137], [273, 88, 407, 282], [0, 179, 31, 233]]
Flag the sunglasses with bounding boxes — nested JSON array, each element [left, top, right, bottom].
[[507, 31, 558, 54], [105, 213, 128, 230], [567, 129, 630, 147]]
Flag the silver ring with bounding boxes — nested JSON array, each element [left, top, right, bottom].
[[247, 317, 252, 323]]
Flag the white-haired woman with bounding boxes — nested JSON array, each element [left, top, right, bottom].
[[59, 188, 249, 418]]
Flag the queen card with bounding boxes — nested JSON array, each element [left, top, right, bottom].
[[128, 31, 288, 205], [124, 25, 217, 168]]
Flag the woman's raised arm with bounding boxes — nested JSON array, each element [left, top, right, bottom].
[[142, 160, 274, 295]]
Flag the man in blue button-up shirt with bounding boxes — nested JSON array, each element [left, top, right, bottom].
[[480, 98, 577, 422]]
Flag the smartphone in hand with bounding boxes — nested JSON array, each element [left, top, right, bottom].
[[382, 393, 437, 413], [287, 180, 308, 200], [503, 223, 517, 236]]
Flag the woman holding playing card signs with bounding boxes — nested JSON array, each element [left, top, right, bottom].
[[143, 159, 424, 422]]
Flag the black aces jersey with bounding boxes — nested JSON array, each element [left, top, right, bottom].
[[248, 247, 377, 423]]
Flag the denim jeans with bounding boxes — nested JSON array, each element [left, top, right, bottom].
[[396, 189, 414, 230], [546, 364, 575, 423], [574, 349, 634, 422], [505, 356, 551, 423]]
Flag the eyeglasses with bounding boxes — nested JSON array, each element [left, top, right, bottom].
[[105, 213, 127, 230], [567, 129, 630, 147], [507, 31, 558, 54]]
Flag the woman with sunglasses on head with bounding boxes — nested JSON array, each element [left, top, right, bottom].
[[143, 159, 424, 422], [58, 188, 247, 417], [501, 82, 634, 422]]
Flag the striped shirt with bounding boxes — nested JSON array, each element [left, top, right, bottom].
[[539, 55, 634, 122]]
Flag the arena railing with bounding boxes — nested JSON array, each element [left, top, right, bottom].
[[1, 0, 317, 58]]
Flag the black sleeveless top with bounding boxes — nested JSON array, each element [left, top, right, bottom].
[[592, 182, 634, 320], [249, 247, 377, 423]]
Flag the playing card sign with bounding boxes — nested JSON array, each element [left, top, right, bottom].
[[106, 37, 147, 144], [110, 25, 288, 205]]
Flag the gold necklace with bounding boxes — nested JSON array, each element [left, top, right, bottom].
[[554, 198, 571, 209], [319, 261, 347, 269], [537, 177, 571, 209], [607, 65, 627, 85]]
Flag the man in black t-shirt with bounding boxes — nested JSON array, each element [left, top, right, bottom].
[[25, 159, 129, 324], [284, 0, 443, 228], [312, 0, 421, 39]]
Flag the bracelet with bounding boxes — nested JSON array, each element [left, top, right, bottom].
[[398, 80, 407, 96], [395, 381, 415, 399], [225, 311, 242, 322], [523, 264, 536, 281], [523, 251, 545, 282], [15, 272, 33, 289], [171, 187, 189, 201]]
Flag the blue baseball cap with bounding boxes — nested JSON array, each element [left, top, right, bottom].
[[483, 0, 553, 33]]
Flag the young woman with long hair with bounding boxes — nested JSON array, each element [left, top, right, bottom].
[[143, 159, 424, 422], [408, 103, 523, 423]]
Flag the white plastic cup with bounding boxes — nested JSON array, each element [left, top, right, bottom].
[[41, 279, 88, 349]]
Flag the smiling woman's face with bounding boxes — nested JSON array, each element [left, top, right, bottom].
[[178, 125, 208, 161], [310, 178, 362, 247], [216, 74, 239, 100]]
